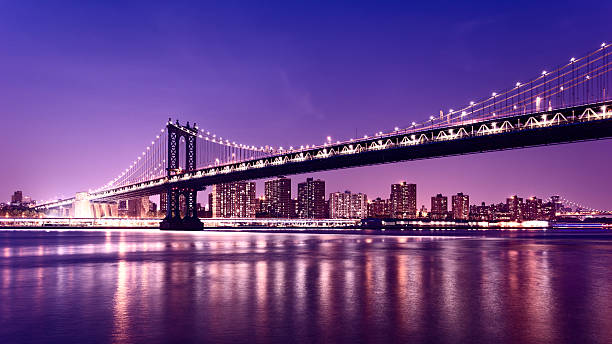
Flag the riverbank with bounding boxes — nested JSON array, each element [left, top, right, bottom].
[[1, 225, 611, 238]]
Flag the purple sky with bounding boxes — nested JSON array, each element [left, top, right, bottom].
[[0, 1, 611, 209]]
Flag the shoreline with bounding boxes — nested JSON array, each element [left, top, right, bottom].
[[1, 226, 611, 238]]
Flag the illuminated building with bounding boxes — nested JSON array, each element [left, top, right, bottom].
[[10, 191, 23, 206], [127, 197, 149, 218], [524, 197, 542, 220], [329, 191, 351, 218], [328, 191, 368, 219], [390, 182, 417, 218], [506, 195, 523, 221], [471, 202, 492, 221], [160, 192, 167, 213], [264, 177, 292, 218], [297, 178, 326, 218], [368, 197, 390, 218], [452, 192, 470, 220], [350, 192, 368, 219], [430, 194, 448, 220], [212, 181, 257, 218]]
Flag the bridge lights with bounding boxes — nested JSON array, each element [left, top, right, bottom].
[[541, 70, 547, 76], [470, 101, 475, 106], [394, 127, 399, 131], [602, 42, 607, 48], [411, 121, 416, 126], [516, 82, 521, 87], [570, 57, 576, 63], [491, 92, 497, 97]]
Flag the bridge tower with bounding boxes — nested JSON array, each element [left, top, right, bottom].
[[160, 119, 204, 230]]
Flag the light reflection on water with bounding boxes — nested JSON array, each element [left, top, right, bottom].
[[1, 230, 612, 343]]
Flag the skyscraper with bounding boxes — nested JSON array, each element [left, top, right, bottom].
[[524, 197, 542, 220], [389, 182, 416, 218], [264, 177, 292, 218], [297, 178, 326, 218], [430, 194, 448, 220], [506, 195, 523, 221], [452, 193, 470, 220], [212, 182, 257, 218]]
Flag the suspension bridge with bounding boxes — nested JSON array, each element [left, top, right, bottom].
[[35, 43, 612, 229]]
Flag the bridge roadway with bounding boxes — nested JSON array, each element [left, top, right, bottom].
[[37, 101, 612, 209]]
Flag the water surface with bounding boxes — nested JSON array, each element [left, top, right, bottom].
[[1, 230, 612, 343]]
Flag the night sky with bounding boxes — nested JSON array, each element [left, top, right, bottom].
[[1, 1, 611, 209]]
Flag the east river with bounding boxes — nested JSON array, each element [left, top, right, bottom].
[[1, 230, 612, 343]]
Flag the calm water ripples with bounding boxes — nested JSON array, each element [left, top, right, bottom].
[[1, 230, 612, 343]]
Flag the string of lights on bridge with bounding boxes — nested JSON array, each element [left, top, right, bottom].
[[36, 42, 612, 206], [551, 196, 611, 214]]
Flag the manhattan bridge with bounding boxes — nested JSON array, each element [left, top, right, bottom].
[[35, 44, 612, 230]]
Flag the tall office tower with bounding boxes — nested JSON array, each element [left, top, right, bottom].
[[329, 191, 351, 218], [506, 195, 524, 221], [430, 194, 448, 220], [389, 182, 417, 218], [524, 197, 543, 220], [264, 177, 292, 218], [452, 192, 470, 220], [212, 182, 257, 218], [297, 178, 326, 218]]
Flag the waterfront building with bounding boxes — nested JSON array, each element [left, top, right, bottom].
[[350, 192, 368, 219], [127, 197, 149, 218], [160, 192, 167, 213], [541, 201, 556, 220], [329, 191, 351, 218], [264, 177, 292, 218], [10, 191, 22, 206], [390, 182, 417, 218], [524, 197, 543, 220], [329, 191, 368, 219], [290, 198, 298, 218], [470, 202, 492, 221], [212, 181, 257, 218], [418, 205, 428, 218], [452, 192, 470, 220], [297, 178, 326, 218], [368, 197, 390, 218], [430, 194, 448, 220], [507, 195, 523, 221]]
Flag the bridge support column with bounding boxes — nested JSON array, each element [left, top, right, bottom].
[[160, 119, 203, 230]]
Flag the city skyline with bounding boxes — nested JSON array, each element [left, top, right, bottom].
[[0, 2, 611, 209]]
